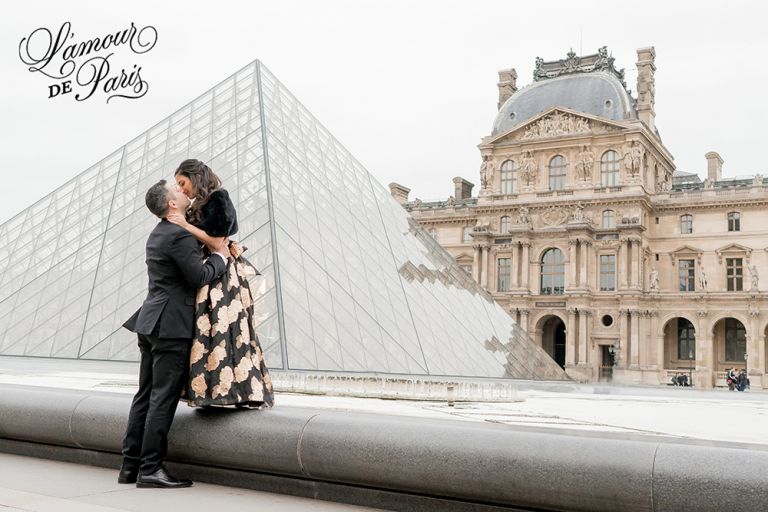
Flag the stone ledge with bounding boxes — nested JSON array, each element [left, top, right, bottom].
[[0, 386, 766, 512]]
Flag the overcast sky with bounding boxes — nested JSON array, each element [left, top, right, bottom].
[[1, 0, 766, 224]]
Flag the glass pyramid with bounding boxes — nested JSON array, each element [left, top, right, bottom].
[[0, 61, 565, 380]]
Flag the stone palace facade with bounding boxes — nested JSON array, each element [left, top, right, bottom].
[[390, 47, 768, 389]]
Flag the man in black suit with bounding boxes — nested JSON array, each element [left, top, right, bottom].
[[119, 179, 228, 488]]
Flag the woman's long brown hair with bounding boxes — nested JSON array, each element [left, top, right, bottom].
[[174, 159, 222, 225]]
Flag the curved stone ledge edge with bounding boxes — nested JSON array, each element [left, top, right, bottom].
[[0, 386, 766, 512]]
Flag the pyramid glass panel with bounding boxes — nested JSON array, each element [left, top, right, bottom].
[[0, 60, 566, 381]]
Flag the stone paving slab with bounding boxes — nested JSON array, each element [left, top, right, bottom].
[[0, 453, 383, 512]]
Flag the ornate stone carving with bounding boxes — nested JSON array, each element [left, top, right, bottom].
[[649, 267, 660, 291], [575, 145, 594, 181], [475, 216, 491, 231], [623, 141, 643, 177], [699, 269, 708, 291], [479, 155, 494, 190], [749, 264, 759, 291], [522, 112, 590, 140], [696, 310, 708, 318], [517, 206, 532, 225], [568, 202, 587, 223], [754, 174, 764, 187], [540, 206, 569, 226], [519, 151, 538, 186], [533, 47, 626, 88]]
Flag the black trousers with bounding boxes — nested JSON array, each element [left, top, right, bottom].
[[121, 331, 190, 474]]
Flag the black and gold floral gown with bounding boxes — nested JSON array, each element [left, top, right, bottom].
[[181, 188, 274, 408]]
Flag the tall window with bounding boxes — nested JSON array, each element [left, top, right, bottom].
[[548, 155, 567, 191], [462, 226, 473, 243], [678, 259, 695, 291], [727, 258, 743, 291], [677, 318, 696, 360], [600, 254, 616, 291], [728, 212, 741, 232], [540, 248, 565, 295], [500, 216, 511, 233], [497, 257, 511, 292], [600, 150, 620, 187], [500, 160, 516, 194], [602, 210, 616, 229], [725, 318, 747, 361], [680, 214, 693, 234]]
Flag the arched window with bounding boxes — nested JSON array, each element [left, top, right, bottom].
[[677, 318, 696, 360], [500, 160, 516, 194], [728, 211, 741, 232], [600, 150, 620, 187], [548, 155, 567, 191], [500, 215, 511, 233], [602, 210, 616, 229], [680, 214, 693, 234], [540, 248, 565, 295]]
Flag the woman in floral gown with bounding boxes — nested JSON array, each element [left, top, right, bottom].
[[168, 158, 274, 408]]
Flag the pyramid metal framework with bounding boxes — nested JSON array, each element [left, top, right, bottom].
[[0, 61, 566, 380]]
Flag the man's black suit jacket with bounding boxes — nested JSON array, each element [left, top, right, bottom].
[[123, 219, 227, 339]]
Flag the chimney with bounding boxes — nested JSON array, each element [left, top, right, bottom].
[[635, 47, 656, 132], [705, 152, 723, 182], [497, 68, 518, 110], [388, 182, 410, 205], [453, 177, 474, 200]]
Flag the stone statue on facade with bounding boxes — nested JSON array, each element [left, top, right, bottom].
[[517, 206, 531, 225], [570, 202, 586, 223], [699, 269, 708, 291], [649, 267, 660, 291], [749, 264, 759, 290], [576, 145, 595, 181], [703, 178, 713, 189], [519, 151, 538, 186], [754, 174, 764, 187], [446, 195, 456, 206], [412, 198, 422, 209], [479, 156, 493, 190], [624, 141, 643, 177], [523, 112, 590, 139]]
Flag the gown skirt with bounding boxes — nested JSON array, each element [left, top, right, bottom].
[[182, 250, 274, 408]]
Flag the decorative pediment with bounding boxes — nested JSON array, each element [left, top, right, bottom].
[[669, 245, 703, 264], [489, 107, 628, 144], [715, 243, 752, 264]]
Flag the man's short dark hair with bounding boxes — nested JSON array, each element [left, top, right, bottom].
[[145, 180, 170, 218]]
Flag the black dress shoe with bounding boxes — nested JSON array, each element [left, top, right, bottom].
[[136, 467, 193, 488], [117, 465, 139, 484]]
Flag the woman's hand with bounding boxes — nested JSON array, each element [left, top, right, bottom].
[[167, 212, 190, 229]]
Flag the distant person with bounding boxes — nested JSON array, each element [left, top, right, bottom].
[[120, 180, 229, 488], [727, 368, 737, 391], [737, 369, 750, 392], [169, 159, 274, 409], [678, 374, 689, 387]]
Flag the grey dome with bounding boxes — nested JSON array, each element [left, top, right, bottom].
[[492, 72, 636, 137]]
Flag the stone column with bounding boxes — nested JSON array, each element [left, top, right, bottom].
[[630, 310, 640, 368], [472, 244, 481, 283], [568, 240, 577, 291], [510, 243, 519, 288], [566, 308, 577, 366], [520, 309, 530, 332], [638, 311, 648, 367], [521, 243, 530, 290], [480, 244, 490, 289], [579, 240, 589, 288], [619, 239, 628, 289], [578, 309, 590, 365], [617, 309, 628, 368], [747, 309, 763, 389], [695, 311, 713, 388], [630, 238, 640, 289]]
